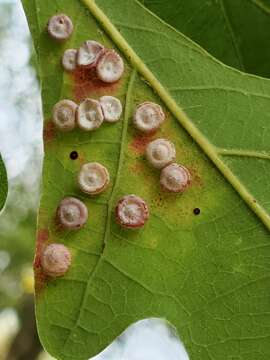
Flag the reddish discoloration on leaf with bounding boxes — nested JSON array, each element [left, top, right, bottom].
[[130, 132, 155, 154], [34, 229, 49, 269], [189, 167, 203, 187], [72, 66, 119, 102], [54, 213, 63, 232], [78, 153, 86, 165], [34, 229, 49, 293], [35, 268, 48, 294], [151, 193, 165, 208], [44, 121, 55, 143], [129, 162, 145, 174]]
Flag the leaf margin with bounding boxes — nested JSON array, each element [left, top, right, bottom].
[[0, 154, 8, 213]]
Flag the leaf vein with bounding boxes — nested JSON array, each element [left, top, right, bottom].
[[61, 69, 137, 352], [217, 0, 245, 71]]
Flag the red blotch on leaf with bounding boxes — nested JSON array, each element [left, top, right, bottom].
[[72, 67, 119, 102], [34, 229, 49, 294], [44, 121, 55, 143], [130, 132, 155, 154]]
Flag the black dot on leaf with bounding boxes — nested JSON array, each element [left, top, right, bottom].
[[70, 151, 78, 160], [193, 208, 201, 216]]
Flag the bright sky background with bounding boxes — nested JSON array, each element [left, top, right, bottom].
[[0, 0, 189, 359]]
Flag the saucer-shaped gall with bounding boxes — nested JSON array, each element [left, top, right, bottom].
[[41, 243, 71, 277], [100, 96, 123, 123], [76, 98, 104, 131], [77, 40, 104, 67], [78, 162, 110, 195], [133, 102, 165, 133], [160, 163, 191, 193], [96, 50, 124, 83], [52, 99, 77, 132], [115, 195, 149, 229], [62, 48, 77, 72], [47, 14, 73, 41], [57, 197, 88, 229], [146, 138, 176, 169]]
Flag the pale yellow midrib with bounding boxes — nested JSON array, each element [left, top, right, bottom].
[[81, 0, 270, 231]]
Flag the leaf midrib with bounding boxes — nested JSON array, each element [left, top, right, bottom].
[[81, 0, 270, 231]]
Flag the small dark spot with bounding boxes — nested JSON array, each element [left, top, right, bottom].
[[193, 208, 200, 216], [70, 151, 78, 160]]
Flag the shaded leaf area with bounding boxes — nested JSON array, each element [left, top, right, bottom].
[[0, 154, 8, 212], [141, 0, 270, 78], [22, 0, 270, 360]]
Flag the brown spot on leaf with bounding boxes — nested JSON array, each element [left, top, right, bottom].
[[188, 168, 203, 187], [43, 121, 55, 143], [34, 229, 49, 269], [34, 229, 49, 294], [72, 67, 119, 102], [129, 162, 145, 174], [130, 132, 155, 154], [54, 212, 65, 233]]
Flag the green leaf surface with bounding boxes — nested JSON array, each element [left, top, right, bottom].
[[22, 0, 270, 359], [141, 0, 270, 77], [0, 154, 8, 212]]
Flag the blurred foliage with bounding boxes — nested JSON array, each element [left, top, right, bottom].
[[0, 2, 42, 358], [0, 211, 36, 308], [0, 0, 41, 313]]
